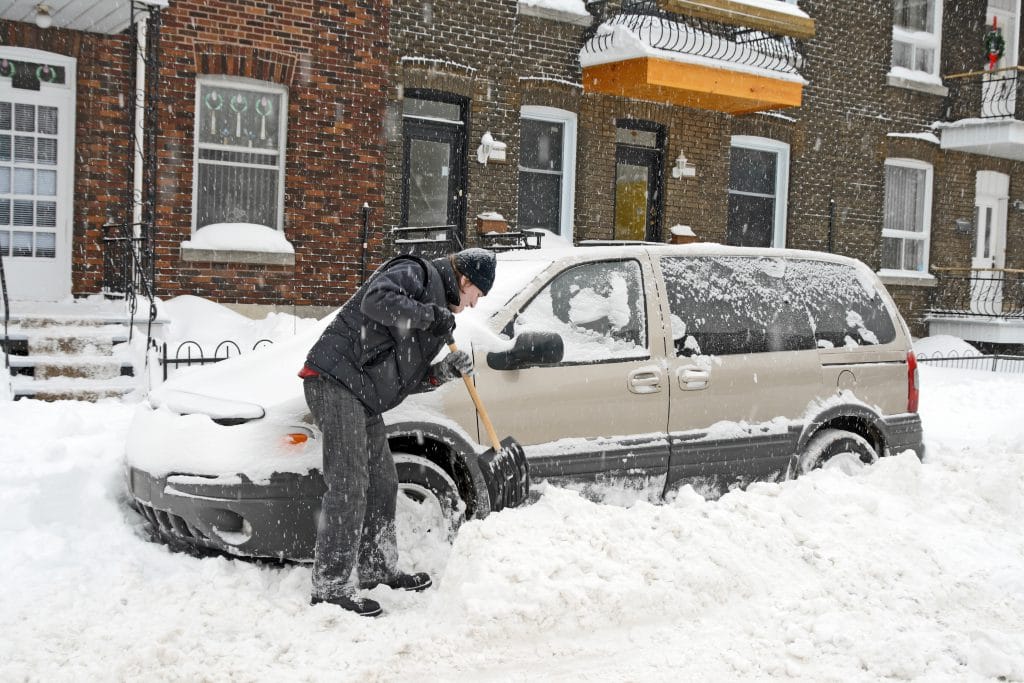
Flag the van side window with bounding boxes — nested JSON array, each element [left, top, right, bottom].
[[515, 259, 648, 362], [661, 256, 816, 356], [787, 261, 896, 347]]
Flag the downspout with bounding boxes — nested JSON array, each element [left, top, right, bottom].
[[133, 14, 148, 237]]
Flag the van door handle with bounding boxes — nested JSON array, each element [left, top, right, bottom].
[[678, 365, 710, 391], [627, 366, 662, 394]]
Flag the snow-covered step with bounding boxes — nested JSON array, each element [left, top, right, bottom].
[[8, 355, 134, 381], [10, 375, 139, 402], [7, 325, 129, 356]]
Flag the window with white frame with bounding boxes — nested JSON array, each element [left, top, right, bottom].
[[881, 159, 933, 274], [727, 136, 789, 249], [518, 106, 576, 239], [193, 77, 287, 232], [892, 0, 943, 78]]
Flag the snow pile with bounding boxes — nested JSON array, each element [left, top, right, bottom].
[[914, 334, 981, 358], [181, 222, 295, 254], [1, 361, 1023, 679]]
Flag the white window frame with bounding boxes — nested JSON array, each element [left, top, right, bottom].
[[191, 76, 288, 234], [880, 158, 933, 277], [519, 105, 577, 241], [891, 0, 944, 79], [729, 135, 790, 249]]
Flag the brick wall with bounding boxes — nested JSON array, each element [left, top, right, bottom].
[[152, 0, 390, 308]]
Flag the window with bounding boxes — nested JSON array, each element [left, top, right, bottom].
[[892, 0, 943, 77], [660, 256, 895, 357], [881, 159, 933, 274], [518, 106, 576, 239], [193, 78, 287, 231], [514, 260, 647, 363], [401, 92, 467, 236], [727, 136, 789, 248]]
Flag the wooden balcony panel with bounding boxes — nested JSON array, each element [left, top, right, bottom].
[[583, 56, 803, 114], [657, 0, 816, 39]]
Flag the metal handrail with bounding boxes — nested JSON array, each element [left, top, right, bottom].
[[927, 268, 1024, 318], [584, 0, 803, 77]]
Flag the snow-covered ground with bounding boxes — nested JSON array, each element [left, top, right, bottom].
[[2, 357, 1023, 680]]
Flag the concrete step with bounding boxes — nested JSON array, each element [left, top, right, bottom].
[[8, 355, 134, 380], [6, 325, 130, 356], [11, 375, 139, 402]]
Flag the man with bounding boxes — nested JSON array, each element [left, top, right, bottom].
[[299, 247, 497, 617]]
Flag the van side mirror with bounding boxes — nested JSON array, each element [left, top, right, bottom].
[[487, 331, 564, 371]]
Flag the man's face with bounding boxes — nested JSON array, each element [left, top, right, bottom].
[[451, 277, 484, 313]]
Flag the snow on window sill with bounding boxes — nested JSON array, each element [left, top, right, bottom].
[[886, 71, 948, 97], [180, 246, 295, 266], [518, 0, 592, 26], [877, 270, 937, 288]]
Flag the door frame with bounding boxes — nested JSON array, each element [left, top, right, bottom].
[[0, 46, 76, 302], [971, 170, 1010, 314], [400, 91, 468, 244], [614, 119, 664, 242]]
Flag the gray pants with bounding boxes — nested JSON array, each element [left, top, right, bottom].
[[304, 376, 398, 601]]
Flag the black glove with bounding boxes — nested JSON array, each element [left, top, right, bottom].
[[431, 350, 473, 383], [428, 304, 456, 337]]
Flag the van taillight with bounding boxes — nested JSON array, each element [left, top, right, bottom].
[[907, 351, 919, 413]]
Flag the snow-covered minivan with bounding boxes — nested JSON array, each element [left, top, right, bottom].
[[125, 244, 924, 560]]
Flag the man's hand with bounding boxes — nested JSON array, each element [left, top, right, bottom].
[[428, 304, 456, 337], [431, 350, 473, 384]]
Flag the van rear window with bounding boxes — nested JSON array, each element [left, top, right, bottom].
[[661, 257, 896, 356]]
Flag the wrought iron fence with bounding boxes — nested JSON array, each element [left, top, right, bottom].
[[0, 249, 8, 375], [927, 268, 1024, 319], [160, 338, 275, 381], [916, 350, 1024, 374], [584, 0, 803, 77], [392, 225, 464, 259], [943, 67, 1023, 121]]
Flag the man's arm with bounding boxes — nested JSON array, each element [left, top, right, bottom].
[[360, 260, 438, 331]]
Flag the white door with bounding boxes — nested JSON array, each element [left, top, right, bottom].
[[971, 171, 1009, 315], [0, 49, 76, 302], [983, 0, 1020, 117]]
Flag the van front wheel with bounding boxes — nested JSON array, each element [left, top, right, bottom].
[[798, 428, 878, 475]]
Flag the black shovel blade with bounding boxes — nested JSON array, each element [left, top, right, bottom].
[[477, 436, 530, 512]]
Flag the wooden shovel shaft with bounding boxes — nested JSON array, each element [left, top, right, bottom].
[[447, 341, 502, 451]]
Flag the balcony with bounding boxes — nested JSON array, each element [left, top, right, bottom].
[[937, 67, 1024, 161], [925, 268, 1024, 345], [580, 0, 812, 115]]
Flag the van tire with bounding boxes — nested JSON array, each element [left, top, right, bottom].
[[798, 428, 878, 475], [394, 452, 465, 542]]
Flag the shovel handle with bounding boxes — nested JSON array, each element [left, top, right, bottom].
[[447, 341, 502, 451]]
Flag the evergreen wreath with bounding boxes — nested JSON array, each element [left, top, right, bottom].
[[985, 26, 1006, 60]]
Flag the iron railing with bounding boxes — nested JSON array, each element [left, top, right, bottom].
[[583, 0, 803, 77], [927, 268, 1024, 318], [943, 67, 1023, 121], [392, 225, 464, 259], [160, 339, 274, 381], [917, 350, 1024, 374], [100, 221, 158, 345]]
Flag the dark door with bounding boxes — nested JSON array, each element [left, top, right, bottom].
[[614, 125, 663, 242], [401, 96, 467, 245]]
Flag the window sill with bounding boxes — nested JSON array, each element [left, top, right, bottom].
[[180, 246, 295, 266], [518, 1, 593, 26], [886, 73, 948, 97], [878, 270, 937, 288]]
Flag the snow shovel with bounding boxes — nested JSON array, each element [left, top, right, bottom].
[[446, 338, 529, 512]]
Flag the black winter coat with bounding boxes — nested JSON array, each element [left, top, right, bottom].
[[305, 255, 461, 415]]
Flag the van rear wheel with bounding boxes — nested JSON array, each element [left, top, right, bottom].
[[798, 428, 878, 475]]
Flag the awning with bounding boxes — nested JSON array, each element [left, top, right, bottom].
[[0, 0, 167, 35]]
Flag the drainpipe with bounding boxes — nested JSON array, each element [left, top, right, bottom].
[[826, 198, 836, 253], [133, 14, 148, 238]]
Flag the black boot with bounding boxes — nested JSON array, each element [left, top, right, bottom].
[[360, 572, 432, 592], [310, 592, 382, 617]]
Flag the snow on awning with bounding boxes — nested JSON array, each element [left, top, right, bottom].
[[0, 0, 168, 36]]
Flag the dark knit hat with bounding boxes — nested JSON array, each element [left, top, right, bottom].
[[453, 248, 497, 295]]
